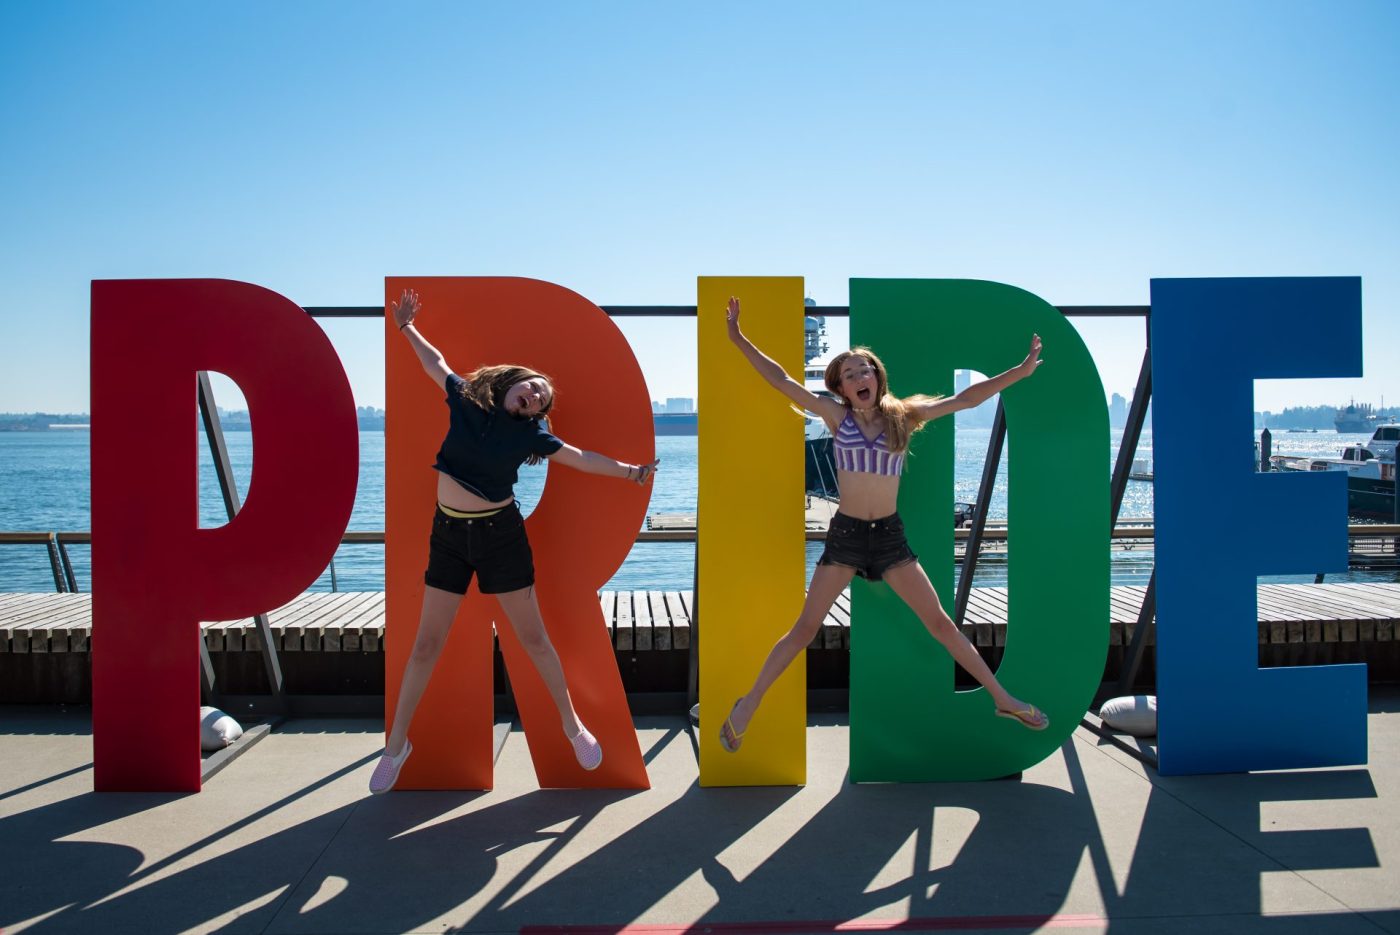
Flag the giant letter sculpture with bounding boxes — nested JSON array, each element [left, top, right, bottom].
[[848, 279, 1109, 781], [1153, 277, 1367, 774], [697, 277, 808, 786], [91, 279, 358, 791]]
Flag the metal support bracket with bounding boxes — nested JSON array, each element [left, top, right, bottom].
[[955, 400, 1006, 627]]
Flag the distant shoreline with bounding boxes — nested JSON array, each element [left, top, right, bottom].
[[0, 405, 1375, 434], [0, 410, 386, 432], [0, 410, 696, 434], [0, 420, 387, 432]]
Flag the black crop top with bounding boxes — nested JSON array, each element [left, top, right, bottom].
[[432, 373, 564, 502]]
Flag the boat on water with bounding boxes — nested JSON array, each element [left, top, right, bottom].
[[1362, 423, 1400, 460], [805, 410, 838, 496], [653, 412, 698, 435], [803, 307, 840, 496], [1270, 424, 1398, 520], [1335, 402, 1399, 434]]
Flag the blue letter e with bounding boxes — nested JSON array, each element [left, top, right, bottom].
[[1153, 277, 1367, 775]]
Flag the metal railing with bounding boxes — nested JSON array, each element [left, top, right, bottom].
[[8, 524, 1398, 595]]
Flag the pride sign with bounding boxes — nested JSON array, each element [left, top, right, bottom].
[[88, 275, 1368, 791]]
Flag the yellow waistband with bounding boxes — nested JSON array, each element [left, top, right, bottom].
[[438, 503, 506, 519]]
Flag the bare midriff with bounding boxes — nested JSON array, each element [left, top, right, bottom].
[[435, 473, 515, 513], [831, 470, 902, 520]]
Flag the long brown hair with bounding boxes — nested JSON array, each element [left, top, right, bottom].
[[458, 364, 556, 464], [824, 347, 939, 454]]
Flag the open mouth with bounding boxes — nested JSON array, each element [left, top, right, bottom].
[[856, 387, 872, 402]]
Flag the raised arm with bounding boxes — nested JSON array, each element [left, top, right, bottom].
[[911, 334, 1043, 423], [726, 297, 845, 424], [391, 289, 454, 390], [546, 444, 660, 485]]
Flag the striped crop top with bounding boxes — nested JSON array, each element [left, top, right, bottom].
[[833, 411, 905, 476]]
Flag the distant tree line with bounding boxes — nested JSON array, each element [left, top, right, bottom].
[[212, 407, 386, 430], [0, 407, 387, 431], [1254, 405, 1337, 430], [0, 412, 89, 431]]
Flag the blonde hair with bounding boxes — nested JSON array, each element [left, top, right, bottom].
[[824, 347, 939, 454], [458, 364, 556, 464]]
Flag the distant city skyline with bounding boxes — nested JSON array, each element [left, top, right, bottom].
[[653, 397, 695, 415]]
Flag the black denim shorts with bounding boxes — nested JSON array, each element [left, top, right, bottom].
[[424, 502, 535, 595], [817, 511, 918, 581]]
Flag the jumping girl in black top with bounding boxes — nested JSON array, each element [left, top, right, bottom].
[[370, 289, 659, 793]]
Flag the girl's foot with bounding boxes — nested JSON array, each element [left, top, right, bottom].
[[994, 700, 1049, 731], [368, 740, 413, 794], [719, 697, 751, 753], [567, 725, 603, 771]]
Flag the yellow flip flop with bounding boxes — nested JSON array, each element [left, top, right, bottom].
[[996, 704, 1049, 731], [719, 699, 747, 753]]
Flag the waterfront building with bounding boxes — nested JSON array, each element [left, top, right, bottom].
[[1110, 393, 1128, 429]]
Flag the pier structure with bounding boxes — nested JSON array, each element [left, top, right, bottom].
[[4, 573, 1400, 707]]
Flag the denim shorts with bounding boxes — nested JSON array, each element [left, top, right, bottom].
[[817, 511, 918, 581], [424, 502, 535, 595]]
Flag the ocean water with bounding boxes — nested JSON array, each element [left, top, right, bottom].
[[0, 427, 1393, 593]]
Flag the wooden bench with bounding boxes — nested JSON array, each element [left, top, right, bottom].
[[0, 591, 701, 655], [3, 584, 1400, 655]]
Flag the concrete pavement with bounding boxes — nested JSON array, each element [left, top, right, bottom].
[[2, 692, 1398, 935]]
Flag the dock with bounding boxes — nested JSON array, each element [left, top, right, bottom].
[[4, 582, 1399, 658]]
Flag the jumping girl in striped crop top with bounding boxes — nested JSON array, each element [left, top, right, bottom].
[[719, 296, 1049, 754]]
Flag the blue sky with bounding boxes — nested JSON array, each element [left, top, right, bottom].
[[2, 2, 1397, 414]]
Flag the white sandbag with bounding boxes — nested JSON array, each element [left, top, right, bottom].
[[1099, 695, 1157, 737], [200, 706, 244, 751]]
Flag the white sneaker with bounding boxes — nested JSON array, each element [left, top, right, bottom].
[[568, 727, 603, 771], [368, 741, 412, 794]]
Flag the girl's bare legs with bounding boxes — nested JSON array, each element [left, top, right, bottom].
[[882, 559, 1038, 716], [385, 584, 465, 756], [493, 585, 585, 736], [721, 561, 857, 748]]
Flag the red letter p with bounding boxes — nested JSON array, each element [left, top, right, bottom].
[[91, 279, 358, 791]]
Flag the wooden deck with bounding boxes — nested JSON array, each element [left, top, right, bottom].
[[2, 583, 1399, 654]]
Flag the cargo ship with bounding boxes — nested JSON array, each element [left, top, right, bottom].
[[653, 412, 698, 435], [1335, 401, 1398, 433]]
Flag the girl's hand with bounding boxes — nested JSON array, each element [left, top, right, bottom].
[[629, 459, 661, 485], [1017, 334, 1043, 378], [391, 288, 420, 331], [726, 296, 742, 340]]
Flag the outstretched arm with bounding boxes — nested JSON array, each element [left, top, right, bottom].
[[911, 334, 1043, 423], [547, 444, 660, 485], [726, 297, 845, 424], [391, 288, 454, 390]]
